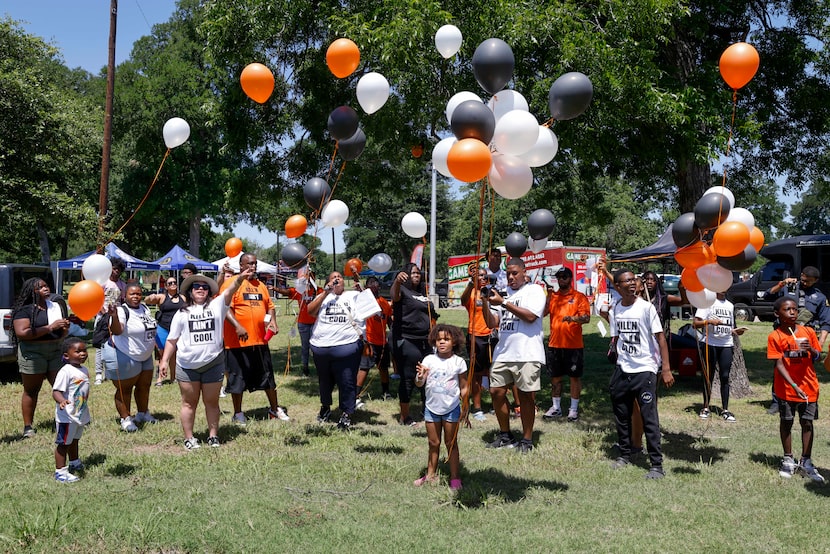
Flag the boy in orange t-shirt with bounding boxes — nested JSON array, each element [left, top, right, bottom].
[[767, 297, 824, 482], [356, 276, 393, 403]]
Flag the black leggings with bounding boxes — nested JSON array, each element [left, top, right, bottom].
[[702, 345, 733, 410], [393, 337, 431, 403]]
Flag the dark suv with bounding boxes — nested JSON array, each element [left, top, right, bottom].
[[1, 264, 54, 365]]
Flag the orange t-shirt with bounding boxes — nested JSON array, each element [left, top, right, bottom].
[[767, 325, 820, 402], [287, 287, 323, 325], [222, 279, 273, 349], [547, 289, 590, 349], [365, 296, 392, 345], [465, 290, 492, 337]]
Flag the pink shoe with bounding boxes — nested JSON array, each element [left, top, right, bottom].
[[449, 478, 463, 490], [413, 475, 438, 487]]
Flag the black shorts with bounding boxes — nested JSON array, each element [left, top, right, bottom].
[[779, 400, 819, 421], [546, 347, 584, 378], [467, 334, 496, 375], [225, 345, 276, 394]]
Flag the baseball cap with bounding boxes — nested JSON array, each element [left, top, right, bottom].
[[554, 267, 573, 278]]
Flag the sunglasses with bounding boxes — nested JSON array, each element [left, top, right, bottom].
[[166, 281, 177, 285], [190, 282, 210, 291]]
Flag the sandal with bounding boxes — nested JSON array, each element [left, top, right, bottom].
[[413, 475, 439, 487], [449, 478, 463, 491]]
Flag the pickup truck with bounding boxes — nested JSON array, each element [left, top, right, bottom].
[[725, 235, 830, 322], [0, 264, 55, 368]]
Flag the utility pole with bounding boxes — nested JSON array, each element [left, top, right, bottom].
[[98, 0, 118, 251]]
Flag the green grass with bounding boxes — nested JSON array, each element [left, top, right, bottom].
[[0, 303, 828, 553]]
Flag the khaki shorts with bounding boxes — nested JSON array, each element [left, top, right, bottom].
[[489, 361, 542, 392], [17, 340, 63, 375]]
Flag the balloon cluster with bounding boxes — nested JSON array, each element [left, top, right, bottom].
[[432, 33, 592, 200], [672, 186, 764, 308]]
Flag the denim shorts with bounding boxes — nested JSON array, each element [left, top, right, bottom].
[[424, 403, 461, 423]]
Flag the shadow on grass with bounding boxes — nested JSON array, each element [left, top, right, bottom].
[[479, 429, 544, 447], [454, 466, 568, 508], [662, 430, 729, 465], [107, 463, 138, 477], [748, 451, 779, 470], [84, 452, 107, 468], [354, 444, 405, 455], [215, 423, 246, 444]]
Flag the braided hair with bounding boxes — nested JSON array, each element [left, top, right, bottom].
[[641, 271, 670, 327], [10, 278, 48, 346]]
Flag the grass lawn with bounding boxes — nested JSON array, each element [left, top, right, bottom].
[[1, 303, 828, 553]]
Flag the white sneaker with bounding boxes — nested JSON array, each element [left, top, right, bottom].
[[269, 407, 290, 421], [120, 416, 137, 432], [55, 468, 80, 483], [183, 437, 201, 450], [355, 398, 366, 410], [799, 458, 826, 483], [543, 406, 562, 420], [472, 410, 487, 422], [134, 412, 158, 424], [219, 386, 227, 398], [94, 375, 103, 386]]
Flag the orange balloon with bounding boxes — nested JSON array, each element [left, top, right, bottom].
[[67, 280, 105, 321], [326, 38, 360, 79], [225, 237, 243, 257], [712, 221, 751, 257], [674, 242, 716, 270], [447, 138, 493, 183], [344, 257, 363, 277], [240, 63, 275, 103], [749, 226, 765, 252], [681, 267, 704, 293], [284, 215, 308, 239], [719, 42, 760, 90]]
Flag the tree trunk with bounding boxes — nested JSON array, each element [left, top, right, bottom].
[[188, 210, 201, 256], [711, 334, 753, 400], [677, 158, 710, 214], [36, 221, 51, 264]]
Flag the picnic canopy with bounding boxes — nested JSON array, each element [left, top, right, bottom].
[[56, 242, 160, 271], [609, 224, 676, 263], [211, 252, 278, 274], [153, 245, 217, 272]]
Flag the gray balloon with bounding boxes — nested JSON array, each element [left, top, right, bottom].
[[451, 100, 496, 144], [548, 72, 593, 120], [327, 106, 359, 141], [304, 177, 331, 211], [338, 127, 366, 161], [694, 193, 731, 230], [527, 209, 556, 240], [718, 244, 757, 271], [281, 243, 309, 269], [504, 232, 527, 258], [672, 212, 699, 248], [472, 38, 515, 94]]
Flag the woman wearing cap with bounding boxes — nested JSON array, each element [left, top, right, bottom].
[[145, 276, 186, 385], [160, 269, 253, 450], [103, 283, 159, 432]]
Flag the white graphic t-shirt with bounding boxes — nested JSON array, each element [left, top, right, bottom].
[[695, 299, 734, 348], [310, 291, 362, 347], [610, 297, 664, 374], [168, 295, 228, 369], [53, 363, 91, 425], [111, 304, 157, 361], [491, 283, 546, 363], [421, 353, 467, 415]]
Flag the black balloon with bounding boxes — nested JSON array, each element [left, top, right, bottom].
[[304, 177, 331, 211], [471, 38, 515, 94], [504, 232, 527, 258], [451, 100, 496, 144], [327, 106, 359, 141], [548, 72, 593, 120], [694, 193, 731, 230], [527, 209, 556, 240], [717, 244, 757, 271], [281, 243, 309, 269], [672, 212, 699, 248], [338, 127, 366, 161]]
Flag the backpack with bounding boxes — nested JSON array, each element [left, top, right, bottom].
[[91, 306, 130, 348]]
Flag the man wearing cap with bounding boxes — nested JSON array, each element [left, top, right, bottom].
[[221, 253, 288, 423], [543, 267, 591, 422]]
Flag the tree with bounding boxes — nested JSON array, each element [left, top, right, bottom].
[[0, 18, 102, 263]]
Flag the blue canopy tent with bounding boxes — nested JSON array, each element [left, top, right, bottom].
[[153, 245, 217, 272], [53, 242, 160, 295]]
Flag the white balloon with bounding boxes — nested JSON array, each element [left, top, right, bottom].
[[368, 253, 393, 273], [432, 137, 457, 177], [434, 24, 463, 59], [487, 90, 529, 122], [356, 72, 390, 114], [81, 254, 113, 286], [528, 237, 547, 254], [489, 153, 533, 200], [696, 263, 733, 293], [702, 186, 735, 210], [320, 199, 349, 228], [686, 287, 717, 309], [162, 117, 190, 149], [726, 207, 755, 230], [446, 91, 482, 125], [401, 212, 428, 238], [519, 127, 559, 167], [493, 110, 540, 156]]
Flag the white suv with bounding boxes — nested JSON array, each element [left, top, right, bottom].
[[0, 265, 55, 365]]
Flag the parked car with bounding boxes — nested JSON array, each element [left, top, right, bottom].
[[0, 264, 55, 370]]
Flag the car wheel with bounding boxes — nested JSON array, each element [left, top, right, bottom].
[[734, 303, 753, 322]]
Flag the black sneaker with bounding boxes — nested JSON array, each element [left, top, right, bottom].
[[516, 438, 533, 453], [645, 466, 665, 479], [337, 413, 351, 430], [486, 432, 517, 449], [207, 436, 220, 448], [317, 406, 331, 423], [302, 366, 310, 377]]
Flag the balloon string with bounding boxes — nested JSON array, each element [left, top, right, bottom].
[[541, 117, 555, 128], [716, 89, 738, 229], [103, 148, 170, 245], [329, 161, 347, 200]]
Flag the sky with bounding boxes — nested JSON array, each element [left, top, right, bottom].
[[3, 0, 346, 255]]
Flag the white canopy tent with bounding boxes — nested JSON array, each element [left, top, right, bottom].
[[211, 252, 278, 274]]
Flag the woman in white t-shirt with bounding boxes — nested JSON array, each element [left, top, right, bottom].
[[160, 270, 251, 450], [103, 284, 158, 433]]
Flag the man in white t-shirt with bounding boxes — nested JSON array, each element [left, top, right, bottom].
[[609, 269, 674, 479], [481, 257, 546, 453]]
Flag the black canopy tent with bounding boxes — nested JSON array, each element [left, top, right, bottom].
[[609, 224, 676, 263]]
